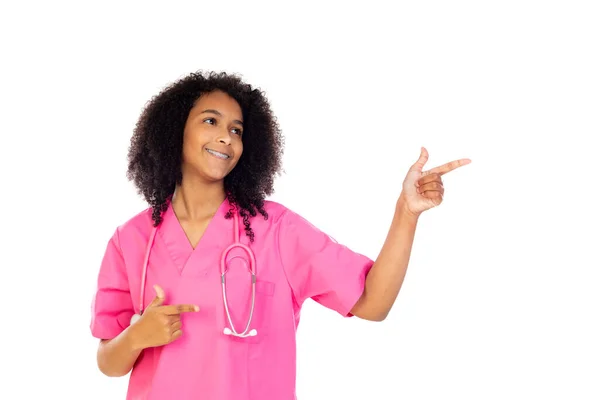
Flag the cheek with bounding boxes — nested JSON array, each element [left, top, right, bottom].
[[182, 136, 194, 159], [181, 138, 203, 167], [234, 140, 243, 160], [183, 129, 207, 151]]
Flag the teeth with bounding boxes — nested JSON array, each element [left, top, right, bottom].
[[206, 149, 230, 159]]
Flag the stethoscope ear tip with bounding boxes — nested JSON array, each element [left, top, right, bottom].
[[223, 327, 233, 335], [248, 329, 257, 337]]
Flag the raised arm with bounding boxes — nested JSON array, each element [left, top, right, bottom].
[[350, 147, 471, 321]]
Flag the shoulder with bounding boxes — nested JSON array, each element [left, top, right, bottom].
[[260, 200, 324, 237], [261, 200, 289, 220], [260, 200, 306, 226], [112, 206, 154, 247]]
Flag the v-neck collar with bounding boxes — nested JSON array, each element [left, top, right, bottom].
[[158, 197, 232, 274]]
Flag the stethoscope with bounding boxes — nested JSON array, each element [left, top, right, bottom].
[[129, 209, 258, 338]]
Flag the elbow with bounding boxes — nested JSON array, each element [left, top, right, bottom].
[[373, 312, 389, 322], [97, 361, 131, 378], [107, 371, 130, 378], [97, 358, 130, 378], [96, 342, 132, 378], [100, 370, 126, 378], [351, 295, 390, 321], [361, 310, 389, 322], [350, 294, 390, 322], [352, 305, 389, 322]]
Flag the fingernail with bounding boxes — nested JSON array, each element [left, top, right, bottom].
[[194, 306, 200, 312]]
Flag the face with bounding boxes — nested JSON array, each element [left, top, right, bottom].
[[181, 90, 244, 184]]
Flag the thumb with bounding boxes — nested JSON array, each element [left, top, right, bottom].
[[148, 284, 165, 308], [410, 147, 429, 173]]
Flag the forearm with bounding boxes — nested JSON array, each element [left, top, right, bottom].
[[354, 197, 419, 321], [97, 326, 144, 377]]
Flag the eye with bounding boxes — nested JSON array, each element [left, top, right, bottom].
[[203, 118, 216, 125], [231, 128, 243, 136]]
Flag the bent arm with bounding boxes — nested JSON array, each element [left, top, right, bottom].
[[97, 326, 143, 377], [351, 197, 419, 321]]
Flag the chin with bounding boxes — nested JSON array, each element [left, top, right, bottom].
[[202, 169, 231, 183]]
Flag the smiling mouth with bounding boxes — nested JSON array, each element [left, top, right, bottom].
[[206, 148, 231, 160]]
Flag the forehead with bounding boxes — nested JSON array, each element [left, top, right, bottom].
[[190, 90, 243, 119]]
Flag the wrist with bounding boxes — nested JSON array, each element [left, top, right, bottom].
[[125, 323, 146, 352], [395, 196, 421, 221]]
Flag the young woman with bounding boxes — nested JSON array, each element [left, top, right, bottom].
[[90, 71, 470, 399]]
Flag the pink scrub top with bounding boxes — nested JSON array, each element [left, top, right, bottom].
[[90, 199, 373, 400]]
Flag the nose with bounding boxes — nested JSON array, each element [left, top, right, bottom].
[[216, 128, 232, 145]]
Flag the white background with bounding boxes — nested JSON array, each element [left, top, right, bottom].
[[1, 1, 599, 399]]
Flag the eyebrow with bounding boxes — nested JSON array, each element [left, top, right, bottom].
[[199, 109, 244, 126]]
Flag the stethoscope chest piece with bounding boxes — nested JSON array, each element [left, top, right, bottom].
[[130, 313, 141, 325]]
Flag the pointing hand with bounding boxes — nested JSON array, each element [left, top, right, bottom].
[[400, 147, 471, 216], [130, 285, 199, 349]]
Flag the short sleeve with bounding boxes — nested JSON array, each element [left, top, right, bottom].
[[90, 229, 134, 340], [277, 210, 374, 317]]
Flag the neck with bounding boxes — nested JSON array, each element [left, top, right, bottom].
[[171, 176, 226, 221]]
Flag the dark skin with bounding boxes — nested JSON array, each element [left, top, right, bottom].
[[172, 90, 245, 248], [97, 91, 471, 377]]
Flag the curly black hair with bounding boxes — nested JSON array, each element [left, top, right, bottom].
[[126, 71, 284, 242]]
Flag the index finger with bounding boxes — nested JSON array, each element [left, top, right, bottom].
[[426, 158, 471, 176], [161, 304, 200, 314]]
